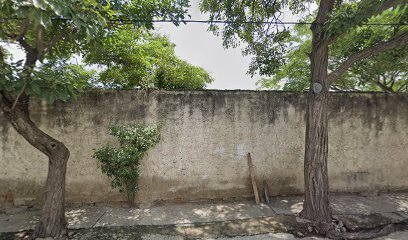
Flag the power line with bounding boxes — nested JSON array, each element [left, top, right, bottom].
[[113, 19, 314, 25], [1, 17, 408, 26], [114, 19, 408, 26]]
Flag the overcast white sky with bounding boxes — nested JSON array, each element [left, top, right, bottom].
[[155, 1, 258, 90], [154, 0, 305, 90]]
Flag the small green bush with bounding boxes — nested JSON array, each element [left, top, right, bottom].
[[93, 124, 161, 206]]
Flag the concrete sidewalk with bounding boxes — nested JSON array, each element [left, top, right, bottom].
[[1, 193, 408, 238]]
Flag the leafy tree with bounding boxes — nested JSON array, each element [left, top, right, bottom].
[[0, 0, 189, 238], [84, 28, 214, 90], [257, 12, 408, 92], [93, 124, 160, 207], [201, 0, 408, 236]]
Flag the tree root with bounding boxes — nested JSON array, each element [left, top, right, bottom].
[[325, 220, 408, 240], [299, 217, 408, 240]]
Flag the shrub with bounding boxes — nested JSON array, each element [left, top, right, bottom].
[[93, 124, 161, 206]]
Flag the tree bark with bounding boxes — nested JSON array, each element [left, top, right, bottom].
[[300, 0, 335, 233], [34, 148, 69, 238], [0, 92, 69, 238], [301, 42, 332, 227], [299, 0, 408, 235]]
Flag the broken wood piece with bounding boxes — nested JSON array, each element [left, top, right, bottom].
[[247, 153, 260, 204]]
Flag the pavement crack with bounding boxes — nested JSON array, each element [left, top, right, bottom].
[[92, 210, 107, 228]]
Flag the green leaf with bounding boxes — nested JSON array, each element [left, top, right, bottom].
[[31, 82, 42, 95]]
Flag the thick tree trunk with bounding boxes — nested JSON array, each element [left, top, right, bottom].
[[34, 146, 69, 238], [0, 92, 69, 238], [300, 1, 335, 232], [300, 42, 332, 226], [298, 0, 408, 236]]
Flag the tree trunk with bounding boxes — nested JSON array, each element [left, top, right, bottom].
[[126, 181, 136, 207], [302, 85, 332, 231], [0, 92, 69, 238], [300, 3, 334, 230], [34, 145, 69, 238]]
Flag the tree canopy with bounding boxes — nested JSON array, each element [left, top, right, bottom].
[[0, 0, 192, 105], [257, 8, 408, 92], [0, 0, 108, 104], [84, 28, 214, 90], [200, 0, 408, 85]]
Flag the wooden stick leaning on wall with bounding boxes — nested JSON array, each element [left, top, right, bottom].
[[247, 153, 260, 204]]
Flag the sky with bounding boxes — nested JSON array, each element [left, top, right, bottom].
[[154, 0, 307, 90], [155, 0, 259, 90]]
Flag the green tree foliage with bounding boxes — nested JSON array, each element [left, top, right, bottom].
[[200, 0, 408, 81], [0, 0, 109, 103], [0, 0, 191, 101], [84, 28, 214, 90], [200, 0, 310, 77], [257, 8, 408, 92], [94, 124, 160, 207]]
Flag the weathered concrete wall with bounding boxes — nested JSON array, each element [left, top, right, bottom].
[[1, 90, 407, 205]]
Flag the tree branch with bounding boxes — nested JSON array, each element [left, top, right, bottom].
[[42, 30, 71, 55], [36, 25, 45, 56], [374, 76, 394, 92], [0, 46, 4, 62], [328, 31, 408, 83], [1, 20, 39, 111], [9, 49, 39, 111], [10, 80, 27, 111], [389, 72, 396, 88], [18, 38, 35, 53], [377, 0, 408, 13], [16, 19, 30, 42], [397, 81, 408, 92], [1, 30, 34, 54], [354, 0, 408, 24], [312, 0, 336, 50], [328, 0, 408, 43], [0, 90, 58, 157]]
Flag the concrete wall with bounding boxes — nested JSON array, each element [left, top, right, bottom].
[[1, 90, 407, 206]]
